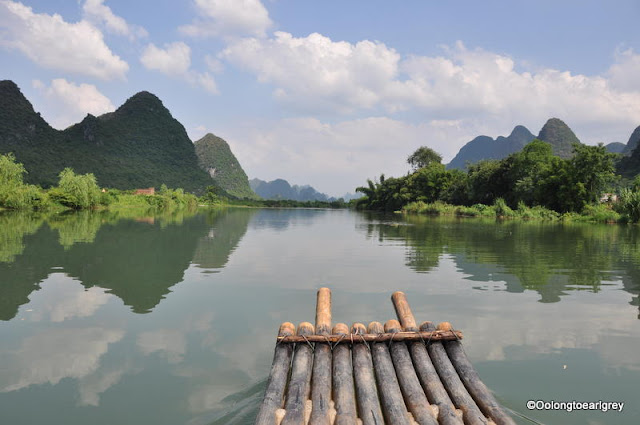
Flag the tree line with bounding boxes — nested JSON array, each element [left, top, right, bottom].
[[355, 140, 640, 222], [0, 153, 197, 211]]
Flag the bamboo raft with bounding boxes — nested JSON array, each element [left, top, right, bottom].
[[255, 289, 516, 425]]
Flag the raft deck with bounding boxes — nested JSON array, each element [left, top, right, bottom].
[[255, 289, 516, 425]]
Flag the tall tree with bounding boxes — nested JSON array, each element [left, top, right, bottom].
[[407, 146, 443, 170]]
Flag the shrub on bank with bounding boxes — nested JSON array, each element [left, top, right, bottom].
[[615, 188, 640, 223]]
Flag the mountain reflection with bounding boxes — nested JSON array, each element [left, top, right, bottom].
[[0, 208, 255, 320], [360, 214, 640, 316]]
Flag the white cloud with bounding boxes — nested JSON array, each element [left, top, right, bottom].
[[391, 42, 640, 128], [223, 34, 640, 138], [180, 0, 272, 38], [222, 31, 401, 113], [608, 48, 640, 93], [141, 42, 192, 75], [140, 42, 218, 94], [82, 0, 147, 40], [32, 78, 115, 129], [0, 327, 124, 392], [0, 0, 128, 80]]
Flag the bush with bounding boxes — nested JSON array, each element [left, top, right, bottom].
[[54, 168, 102, 209], [455, 206, 481, 217], [615, 188, 640, 223], [582, 203, 621, 223], [0, 153, 50, 210], [403, 201, 456, 215], [516, 201, 560, 220], [494, 198, 515, 218]]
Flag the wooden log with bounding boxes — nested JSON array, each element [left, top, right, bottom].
[[391, 292, 464, 425], [392, 291, 418, 331], [438, 323, 516, 425], [385, 320, 439, 425], [255, 322, 296, 425], [368, 321, 412, 425], [332, 323, 358, 425], [276, 330, 462, 344], [315, 287, 332, 335], [351, 323, 385, 425], [310, 288, 332, 425], [421, 322, 489, 425], [281, 322, 315, 425]]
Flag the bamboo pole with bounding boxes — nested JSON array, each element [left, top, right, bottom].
[[421, 322, 489, 425], [276, 330, 462, 344], [332, 323, 357, 425], [351, 322, 385, 425], [281, 322, 315, 425], [390, 292, 464, 425], [255, 322, 296, 425], [368, 321, 412, 425], [385, 320, 439, 425], [438, 322, 516, 425], [310, 288, 332, 425]]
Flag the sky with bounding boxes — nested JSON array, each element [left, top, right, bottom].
[[1, 0, 640, 196]]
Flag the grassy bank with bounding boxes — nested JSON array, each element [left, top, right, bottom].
[[402, 198, 630, 224]]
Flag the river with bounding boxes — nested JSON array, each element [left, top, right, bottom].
[[0, 208, 638, 424]]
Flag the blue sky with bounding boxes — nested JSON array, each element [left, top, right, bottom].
[[1, 0, 639, 196]]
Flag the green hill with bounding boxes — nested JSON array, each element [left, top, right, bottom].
[[194, 133, 257, 199], [537, 118, 581, 158], [605, 142, 626, 154], [0, 80, 213, 192]]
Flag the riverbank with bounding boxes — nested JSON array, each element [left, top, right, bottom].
[[402, 199, 628, 224]]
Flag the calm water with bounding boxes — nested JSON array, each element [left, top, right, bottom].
[[0, 208, 639, 424]]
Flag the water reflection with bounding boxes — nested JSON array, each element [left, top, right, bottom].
[[1, 209, 639, 425], [193, 209, 256, 270], [0, 208, 256, 320], [360, 214, 640, 316], [1, 324, 124, 392]]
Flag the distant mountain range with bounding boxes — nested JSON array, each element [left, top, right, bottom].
[[446, 125, 535, 170], [447, 118, 640, 170], [249, 178, 359, 202], [250, 178, 329, 201], [0, 80, 255, 196]]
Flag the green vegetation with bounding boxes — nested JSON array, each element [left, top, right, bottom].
[[616, 188, 640, 223], [0, 153, 198, 213], [408, 146, 442, 170], [194, 133, 258, 199], [49, 168, 102, 209], [358, 140, 640, 223], [0, 153, 48, 210]]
